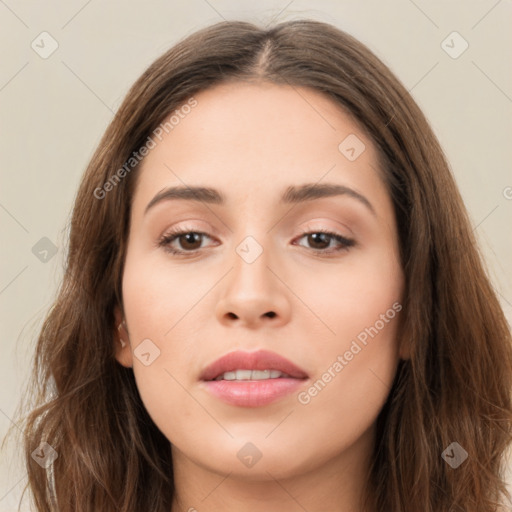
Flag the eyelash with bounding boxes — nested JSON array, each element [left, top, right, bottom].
[[157, 226, 355, 257]]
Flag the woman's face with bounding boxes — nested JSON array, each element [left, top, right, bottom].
[[115, 81, 405, 481]]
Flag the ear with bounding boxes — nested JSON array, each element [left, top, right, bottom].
[[114, 305, 133, 368], [397, 322, 411, 361], [399, 339, 411, 361], [396, 305, 411, 361]]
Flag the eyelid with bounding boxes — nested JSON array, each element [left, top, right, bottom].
[[158, 221, 351, 243], [300, 220, 351, 236], [156, 223, 217, 251], [300, 218, 355, 238]]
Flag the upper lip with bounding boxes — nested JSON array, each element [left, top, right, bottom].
[[199, 349, 309, 381]]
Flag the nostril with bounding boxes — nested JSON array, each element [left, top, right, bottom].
[[265, 311, 276, 318]]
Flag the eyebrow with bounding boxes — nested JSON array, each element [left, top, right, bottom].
[[144, 183, 376, 216]]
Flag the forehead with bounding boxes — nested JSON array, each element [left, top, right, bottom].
[[150, 81, 372, 160], [132, 81, 388, 213]]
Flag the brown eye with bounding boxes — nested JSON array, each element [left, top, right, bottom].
[[159, 229, 214, 255], [176, 232, 203, 251], [294, 230, 355, 254], [159, 228, 354, 257], [306, 232, 331, 250]]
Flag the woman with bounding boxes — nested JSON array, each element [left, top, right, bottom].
[[15, 19, 512, 512]]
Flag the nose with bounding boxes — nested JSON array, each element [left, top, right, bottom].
[[215, 240, 292, 329]]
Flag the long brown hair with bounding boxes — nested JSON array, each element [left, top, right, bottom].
[[6, 19, 512, 511]]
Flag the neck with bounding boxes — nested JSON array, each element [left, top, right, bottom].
[[170, 423, 376, 512]]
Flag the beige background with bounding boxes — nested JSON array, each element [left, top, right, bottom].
[[1, 0, 511, 510]]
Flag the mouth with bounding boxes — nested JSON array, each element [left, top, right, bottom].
[[211, 369, 295, 381], [199, 349, 309, 381], [199, 349, 309, 407]]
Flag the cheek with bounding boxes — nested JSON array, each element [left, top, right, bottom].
[[122, 252, 201, 338], [291, 247, 403, 424], [121, 254, 211, 436], [289, 287, 402, 470], [294, 244, 403, 348]]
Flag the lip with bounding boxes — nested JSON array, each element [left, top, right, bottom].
[[199, 349, 309, 407], [199, 349, 309, 381]]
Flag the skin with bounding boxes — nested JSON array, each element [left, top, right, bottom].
[[114, 81, 407, 512]]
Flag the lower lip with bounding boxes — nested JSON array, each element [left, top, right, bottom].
[[201, 378, 306, 407]]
